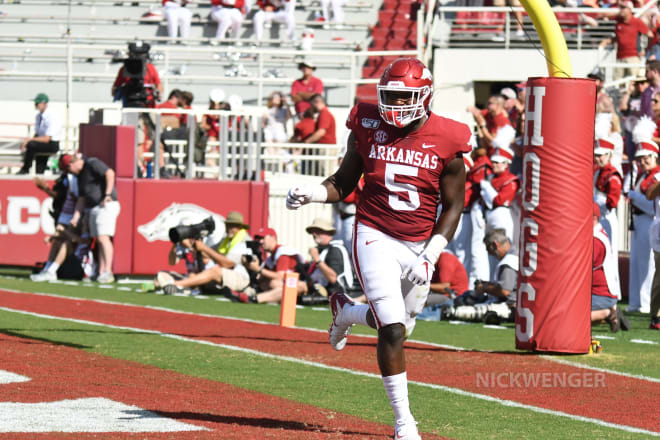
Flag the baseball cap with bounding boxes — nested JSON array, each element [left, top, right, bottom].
[[254, 227, 277, 239], [34, 93, 49, 104], [305, 218, 336, 235], [500, 87, 517, 100], [515, 81, 527, 90], [298, 61, 316, 71], [58, 154, 72, 171]]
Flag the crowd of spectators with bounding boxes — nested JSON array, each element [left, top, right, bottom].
[[455, 57, 660, 330], [143, 0, 346, 45]]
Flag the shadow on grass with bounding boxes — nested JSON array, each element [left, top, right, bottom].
[[147, 410, 392, 437], [0, 329, 92, 349], [0, 327, 154, 350]]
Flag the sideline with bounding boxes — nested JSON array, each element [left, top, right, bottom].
[[0, 304, 658, 438]]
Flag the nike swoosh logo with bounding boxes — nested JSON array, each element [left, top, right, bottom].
[[366, 240, 377, 246], [421, 143, 435, 149]]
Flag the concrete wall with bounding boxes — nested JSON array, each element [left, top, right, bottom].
[[431, 48, 616, 125]]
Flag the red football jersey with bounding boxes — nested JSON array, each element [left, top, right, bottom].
[[346, 103, 471, 241]]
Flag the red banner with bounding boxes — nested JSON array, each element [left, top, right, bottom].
[[0, 177, 268, 276], [516, 78, 595, 353], [131, 180, 269, 274]]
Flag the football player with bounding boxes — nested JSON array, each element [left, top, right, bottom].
[[286, 58, 471, 440]]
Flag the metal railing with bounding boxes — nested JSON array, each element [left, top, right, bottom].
[[114, 106, 340, 180], [434, 5, 623, 50]]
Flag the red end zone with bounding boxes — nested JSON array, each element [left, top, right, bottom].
[[0, 332, 446, 439]]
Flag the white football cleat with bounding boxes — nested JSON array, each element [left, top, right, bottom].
[[328, 292, 354, 351], [394, 420, 421, 440]]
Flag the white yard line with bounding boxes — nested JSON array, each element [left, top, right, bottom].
[[1, 287, 658, 384], [0, 305, 658, 438]]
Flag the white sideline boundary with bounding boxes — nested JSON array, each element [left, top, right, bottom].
[[1, 287, 660, 383], [0, 305, 658, 437]]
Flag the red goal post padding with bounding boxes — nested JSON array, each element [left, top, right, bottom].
[[516, 77, 596, 354]]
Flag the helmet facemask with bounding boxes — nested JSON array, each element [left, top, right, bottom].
[[377, 83, 432, 128]]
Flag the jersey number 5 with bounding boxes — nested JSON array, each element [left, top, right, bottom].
[[385, 163, 420, 211]]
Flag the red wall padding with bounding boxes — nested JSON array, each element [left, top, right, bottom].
[[516, 77, 596, 354]]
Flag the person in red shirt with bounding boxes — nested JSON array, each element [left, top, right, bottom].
[[592, 202, 630, 332], [243, 227, 308, 304], [305, 94, 336, 145], [111, 42, 163, 108], [286, 58, 469, 440], [599, 1, 653, 80], [291, 61, 324, 117], [468, 94, 512, 152], [427, 251, 469, 306]]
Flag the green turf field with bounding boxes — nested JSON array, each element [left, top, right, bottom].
[[1, 269, 659, 439]]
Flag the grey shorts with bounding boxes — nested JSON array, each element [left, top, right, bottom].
[[591, 294, 617, 311]]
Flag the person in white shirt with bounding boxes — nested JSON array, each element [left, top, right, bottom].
[[19, 93, 61, 174]]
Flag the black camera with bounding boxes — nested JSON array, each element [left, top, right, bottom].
[[242, 240, 262, 265], [115, 41, 158, 108], [169, 217, 215, 243]]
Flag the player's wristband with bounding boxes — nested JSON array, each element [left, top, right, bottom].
[[310, 184, 328, 203], [424, 234, 448, 264]]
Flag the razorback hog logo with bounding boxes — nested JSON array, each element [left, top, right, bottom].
[[137, 203, 226, 243]]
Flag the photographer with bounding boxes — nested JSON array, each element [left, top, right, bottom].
[[111, 41, 163, 108], [154, 238, 216, 293], [158, 211, 252, 295], [442, 228, 517, 324], [302, 218, 352, 304], [238, 226, 308, 304]]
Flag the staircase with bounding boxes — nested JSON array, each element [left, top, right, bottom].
[[356, 0, 420, 103]]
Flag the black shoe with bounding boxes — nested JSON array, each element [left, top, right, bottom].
[[617, 308, 631, 331], [159, 167, 172, 179], [16, 168, 29, 175], [605, 306, 620, 333]]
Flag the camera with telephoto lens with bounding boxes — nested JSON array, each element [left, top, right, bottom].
[[114, 41, 159, 107], [168, 217, 215, 243]]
